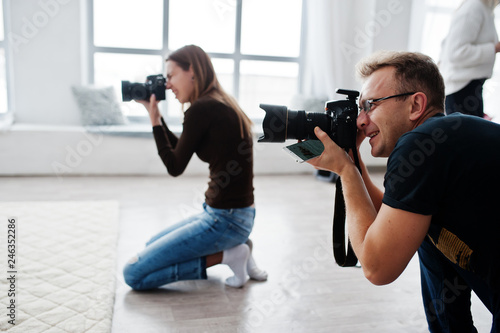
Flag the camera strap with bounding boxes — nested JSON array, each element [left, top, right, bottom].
[[332, 149, 360, 267]]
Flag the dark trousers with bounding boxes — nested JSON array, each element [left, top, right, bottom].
[[418, 237, 499, 333], [445, 79, 487, 117]]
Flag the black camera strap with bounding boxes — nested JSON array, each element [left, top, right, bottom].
[[332, 149, 361, 267]]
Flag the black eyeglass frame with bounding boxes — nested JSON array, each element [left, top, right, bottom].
[[359, 92, 416, 113]]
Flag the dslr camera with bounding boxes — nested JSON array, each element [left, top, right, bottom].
[[259, 89, 361, 268], [121, 74, 167, 102], [258, 89, 360, 150]]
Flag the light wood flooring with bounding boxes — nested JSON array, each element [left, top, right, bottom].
[[0, 174, 492, 332]]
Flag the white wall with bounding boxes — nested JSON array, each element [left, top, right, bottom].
[[9, 0, 83, 125], [372, 0, 413, 52], [302, 0, 414, 100]]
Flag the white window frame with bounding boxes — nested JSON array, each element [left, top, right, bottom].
[[87, 0, 305, 125]]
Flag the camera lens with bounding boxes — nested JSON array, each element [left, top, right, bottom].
[[258, 104, 288, 142], [121, 81, 150, 101], [121, 81, 133, 101], [258, 104, 330, 142], [130, 83, 149, 101]]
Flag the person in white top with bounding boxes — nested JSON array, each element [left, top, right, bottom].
[[438, 0, 500, 119]]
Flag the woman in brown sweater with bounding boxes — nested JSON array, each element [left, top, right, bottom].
[[123, 45, 267, 290]]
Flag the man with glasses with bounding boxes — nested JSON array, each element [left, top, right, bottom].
[[308, 50, 500, 333]]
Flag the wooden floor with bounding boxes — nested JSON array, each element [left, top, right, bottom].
[[0, 173, 492, 332]]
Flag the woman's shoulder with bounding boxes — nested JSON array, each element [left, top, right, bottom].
[[187, 97, 233, 118]]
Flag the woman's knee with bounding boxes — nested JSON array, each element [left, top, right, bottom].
[[123, 255, 146, 290]]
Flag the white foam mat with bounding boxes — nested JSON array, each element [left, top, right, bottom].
[[0, 201, 119, 332]]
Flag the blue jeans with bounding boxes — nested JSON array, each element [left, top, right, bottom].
[[418, 237, 499, 333], [123, 203, 255, 290]]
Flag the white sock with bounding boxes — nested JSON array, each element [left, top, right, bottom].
[[245, 239, 268, 281], [247, 255, 268, 281], [221, 244, 250, 288]]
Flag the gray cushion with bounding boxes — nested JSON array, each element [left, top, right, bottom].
[[71, 86, 128, 126]]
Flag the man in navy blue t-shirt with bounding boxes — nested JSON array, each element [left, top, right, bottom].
[[308, 51, 500, 333]]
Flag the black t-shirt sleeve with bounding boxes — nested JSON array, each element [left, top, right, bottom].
[[382, 132, 447, 215]]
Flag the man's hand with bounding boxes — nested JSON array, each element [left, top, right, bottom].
[[306, 127, 354, 176]]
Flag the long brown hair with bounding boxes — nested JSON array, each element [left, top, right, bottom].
[[166, 45, 252, 138]]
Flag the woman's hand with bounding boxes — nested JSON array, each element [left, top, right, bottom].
[[136, 94, 162, 126], [306, 127, 354, 176]]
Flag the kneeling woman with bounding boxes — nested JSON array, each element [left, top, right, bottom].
[[123, 45, 267, 289]]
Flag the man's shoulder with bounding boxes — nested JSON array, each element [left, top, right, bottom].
[[394, 113, 500, 159], [408, 113, 498, 138]]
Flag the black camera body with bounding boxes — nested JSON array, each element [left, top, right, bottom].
[[121, 74, 167, 102], [258, 89, 360, 150]]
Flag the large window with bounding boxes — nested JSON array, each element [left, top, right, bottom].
[[90, 0, 304, 124], [0, 0, 8, 115], [421, 0, 500, 120]]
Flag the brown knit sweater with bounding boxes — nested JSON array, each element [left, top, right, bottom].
[[152, 97, 254, 209]]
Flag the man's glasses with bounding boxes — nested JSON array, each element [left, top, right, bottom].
[[359, 92, 415, 113]]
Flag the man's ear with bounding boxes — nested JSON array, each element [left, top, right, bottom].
[[409, 92, 428, 121]]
